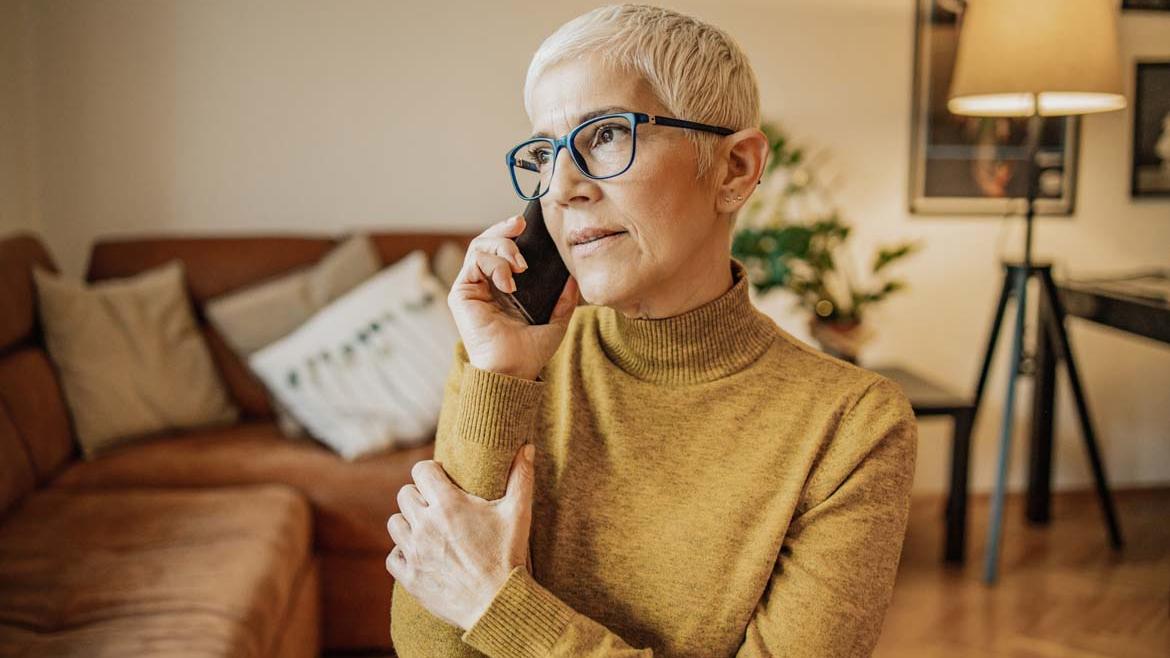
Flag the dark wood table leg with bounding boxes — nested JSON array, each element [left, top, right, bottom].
[[1028, 286, 1056, 524], [1039, 269, 1125, 549], [945, 407, 973, 564]]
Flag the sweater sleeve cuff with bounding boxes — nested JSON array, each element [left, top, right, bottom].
[[454, 361, 546, 450], [461, 565, 574, 658]]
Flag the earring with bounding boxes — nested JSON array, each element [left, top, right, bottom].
[[724, 193, 744, 202]]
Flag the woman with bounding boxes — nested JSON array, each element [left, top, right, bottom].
[[386, 4, 917, 657]]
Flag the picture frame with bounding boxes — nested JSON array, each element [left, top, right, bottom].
[[1121, 1, 1170, 11], [908, 0, 1081, 216], [1131, 61, 1170, 198]]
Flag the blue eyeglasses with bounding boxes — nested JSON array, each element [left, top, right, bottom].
[[505, 111, 736, 201]]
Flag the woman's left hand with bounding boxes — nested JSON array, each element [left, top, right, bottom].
[[386, 443, 536, 631]]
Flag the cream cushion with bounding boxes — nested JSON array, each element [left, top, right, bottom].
[[205, 233, 382, 437], [249, 250, 458, 460], [432, 239, 466, 290], [205, 233, 381, 355], [32, 260, 240, 459]]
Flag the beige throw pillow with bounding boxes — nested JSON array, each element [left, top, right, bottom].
[[206, 233, 382, 356], [432, 239, 466, 290], [204, 233, 382, 438], [33, 260, 240, 459]]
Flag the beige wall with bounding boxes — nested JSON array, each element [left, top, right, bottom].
[[0, 0, 40, 238], [3, 0, 1168, 495]]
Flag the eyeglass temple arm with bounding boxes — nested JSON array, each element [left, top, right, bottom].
[[642, 114, 735, 136], [640, 114, 762, 184]]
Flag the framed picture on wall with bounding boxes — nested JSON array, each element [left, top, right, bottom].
[[1121, 1, 1170, 11], [1132, 61, 1170, 198], [908, 0, 1081, 216]]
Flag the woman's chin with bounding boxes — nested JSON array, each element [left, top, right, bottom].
[[574, 271, 628, 308]]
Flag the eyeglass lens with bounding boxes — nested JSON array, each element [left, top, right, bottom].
[[510, 115, 635, 199]]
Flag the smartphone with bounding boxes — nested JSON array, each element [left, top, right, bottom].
[[488, 198, 571, 325]]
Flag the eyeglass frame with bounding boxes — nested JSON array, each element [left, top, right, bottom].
[[505, 111, 737, 201]]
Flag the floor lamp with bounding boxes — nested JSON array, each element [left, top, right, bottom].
[[945, 0, 1129, 585]]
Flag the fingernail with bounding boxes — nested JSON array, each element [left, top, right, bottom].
[[507, 280, 516, 292], [525, 444, 535, 461], [517, 254, 528, 269]]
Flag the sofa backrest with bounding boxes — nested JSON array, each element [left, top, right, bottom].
[[0, 233, 78, 518], [85, 232, 477, 420]]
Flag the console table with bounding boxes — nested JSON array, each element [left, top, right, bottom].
[[1028, 269, 1170, 523]]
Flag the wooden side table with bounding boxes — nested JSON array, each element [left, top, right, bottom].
[[869, 365, 975, 564]]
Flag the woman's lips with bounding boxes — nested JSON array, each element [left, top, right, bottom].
[[571, 231, 627, 257]]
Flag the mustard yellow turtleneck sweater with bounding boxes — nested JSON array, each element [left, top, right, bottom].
[[390, 257, 918, 657]]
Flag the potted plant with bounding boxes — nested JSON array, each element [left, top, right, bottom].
[[732, 121, 921, 364]]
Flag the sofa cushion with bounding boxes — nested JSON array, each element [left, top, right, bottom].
[[84, 233, 477, 424], [202, 323, 278, 419], [206, 233, 384, 440], [206, 233, 382, 358], [49, 419, 434, 552], [0, 485, 313, 657], [249, 250, 458, 460], [432, 239, 466, 290], [0, 347, 76, 485], [33, 260, 241, 458], [0, 232, 56, 352], [0, 408, 35, 520]]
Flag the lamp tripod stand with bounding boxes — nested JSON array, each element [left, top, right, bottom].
[[969, 112, 1125, 585]]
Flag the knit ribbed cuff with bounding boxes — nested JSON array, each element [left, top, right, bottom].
[[453, 362, 546, 450], [461, 565, 574, 657]]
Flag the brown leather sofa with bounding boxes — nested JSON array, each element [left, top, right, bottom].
[[0, 229, 474, 656]]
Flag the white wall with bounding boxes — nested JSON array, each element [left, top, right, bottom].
[[4, 0, 1168, 495]]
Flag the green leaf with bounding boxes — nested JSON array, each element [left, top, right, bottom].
[[872, 241, 920, 274]]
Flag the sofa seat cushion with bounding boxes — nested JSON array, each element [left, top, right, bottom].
[[49, 420, 434, 553], [0, 485, 312, 657]]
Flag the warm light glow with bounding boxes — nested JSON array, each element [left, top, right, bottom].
[[947, 94, 1036, 117], [1038, 92, 1128, 116], [948, 91, 1128, 117]]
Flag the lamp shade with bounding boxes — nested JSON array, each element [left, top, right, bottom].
[[947, 0, 1127, 117]]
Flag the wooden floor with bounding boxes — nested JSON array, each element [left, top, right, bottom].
[[875, 487, 1170, 657], [330, 487, 1170, 658]]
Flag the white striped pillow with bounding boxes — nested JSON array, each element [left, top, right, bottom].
[[248, 250, 459, 460]]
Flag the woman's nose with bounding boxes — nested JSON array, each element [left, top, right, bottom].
[[547, 144, 591, 202]]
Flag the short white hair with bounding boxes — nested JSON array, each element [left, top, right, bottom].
[[523, 3, 761, 185]]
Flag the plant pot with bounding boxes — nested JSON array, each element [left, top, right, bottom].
[[808, 316, 874, 365]]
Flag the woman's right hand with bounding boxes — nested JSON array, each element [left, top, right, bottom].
[[447, 213, 579, 381]]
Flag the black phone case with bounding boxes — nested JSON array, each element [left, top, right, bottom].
[[488, 199, 571, 325]]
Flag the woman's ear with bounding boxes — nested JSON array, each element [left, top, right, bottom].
[[717, 128, 769, 212]]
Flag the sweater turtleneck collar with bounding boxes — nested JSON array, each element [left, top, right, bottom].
[[595, 257, 777, 385]]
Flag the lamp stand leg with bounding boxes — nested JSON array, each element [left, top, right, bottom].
[[972, 269, 1015, 415], [956, 264, 1015, 566], [984, 265, 1031, 585]]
